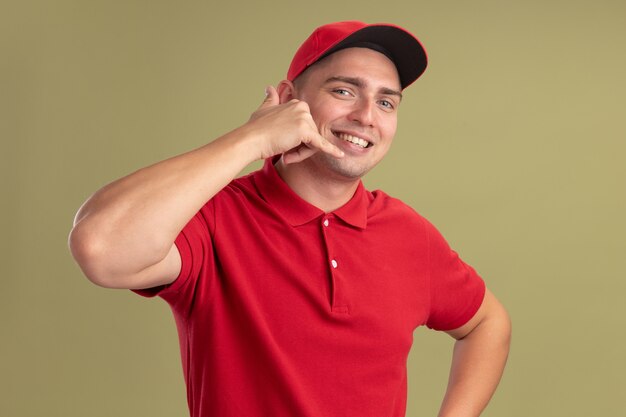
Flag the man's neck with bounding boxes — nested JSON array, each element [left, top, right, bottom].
[[274, 157, 361, 213]]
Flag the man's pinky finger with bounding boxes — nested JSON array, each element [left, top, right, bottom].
[[319, 138, 344, 158]]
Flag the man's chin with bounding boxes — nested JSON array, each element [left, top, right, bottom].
[[313, 152, 371, 181]]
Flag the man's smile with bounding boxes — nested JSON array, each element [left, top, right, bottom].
[[332, 130, 372, 148]]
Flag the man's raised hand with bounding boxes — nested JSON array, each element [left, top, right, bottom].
[[246, 85, 344, 164]]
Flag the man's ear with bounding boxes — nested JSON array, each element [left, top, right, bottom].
[[277, 80, 296, 104]]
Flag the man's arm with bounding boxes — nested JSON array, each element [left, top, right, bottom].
[[68, 85, 343, 290], [437, 289, 512, 417]]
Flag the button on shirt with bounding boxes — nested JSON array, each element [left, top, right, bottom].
[[134, 158, 485, 417]]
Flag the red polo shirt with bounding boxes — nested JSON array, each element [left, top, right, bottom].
[[135, 158, 485, 417]]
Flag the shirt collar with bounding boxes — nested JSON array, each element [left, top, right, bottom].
[[253, 158, 369, 229]]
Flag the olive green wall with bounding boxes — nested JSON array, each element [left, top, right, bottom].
[[3, 0, 625, 416]]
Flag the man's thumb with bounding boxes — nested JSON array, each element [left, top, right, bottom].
[[260, 85, 279, 108]]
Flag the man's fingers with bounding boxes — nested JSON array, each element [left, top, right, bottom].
[[283, 134, 344, 164], [300, 112, 343, 159], [309, 134, 344, 159], [251, 86, 343, 162], [259, 85, 279, 109]]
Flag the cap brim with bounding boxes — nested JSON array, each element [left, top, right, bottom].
[[323, 24, 428, 89]]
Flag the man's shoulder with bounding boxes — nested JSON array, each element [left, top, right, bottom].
[[192, 171, 261, 217], [366, 188, 450, 244], [368, 188, 416, 212], [218, 170, 260, 197], [367, 188, 425, 223]]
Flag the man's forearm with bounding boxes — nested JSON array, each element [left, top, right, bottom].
[[438, 302, 511, 417]]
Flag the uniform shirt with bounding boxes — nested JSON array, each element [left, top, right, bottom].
[[135, 158, 485, 417]]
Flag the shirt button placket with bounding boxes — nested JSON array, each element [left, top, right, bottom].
[[321, 215, 348, 314]]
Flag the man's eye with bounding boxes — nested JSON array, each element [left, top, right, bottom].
[[333, 88, 350, 96], [379, 99, 394, 109]]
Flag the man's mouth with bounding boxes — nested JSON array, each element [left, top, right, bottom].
[[334, 132, 371, 148]]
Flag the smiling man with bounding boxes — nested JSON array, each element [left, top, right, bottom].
[[69, 21, 511, 417]]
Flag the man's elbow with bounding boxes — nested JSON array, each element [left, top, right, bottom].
[[68, 225, 121, 288]]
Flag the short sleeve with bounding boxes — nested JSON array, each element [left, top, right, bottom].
[[424, 220, 485, 331], [131, 200, 215, 312]]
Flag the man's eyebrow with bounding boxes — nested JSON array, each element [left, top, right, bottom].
[[324, 76, 403, 100], [380, 87, 403, 101]]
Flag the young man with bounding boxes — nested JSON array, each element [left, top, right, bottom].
[[69, 21, 511, 417]]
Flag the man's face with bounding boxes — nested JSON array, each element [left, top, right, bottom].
[[290, 47, 402, 180]]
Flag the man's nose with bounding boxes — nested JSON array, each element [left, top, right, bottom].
[[349, 99, 375, 127]]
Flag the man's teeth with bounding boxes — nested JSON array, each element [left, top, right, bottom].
[[337, 133, 370, 148]]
